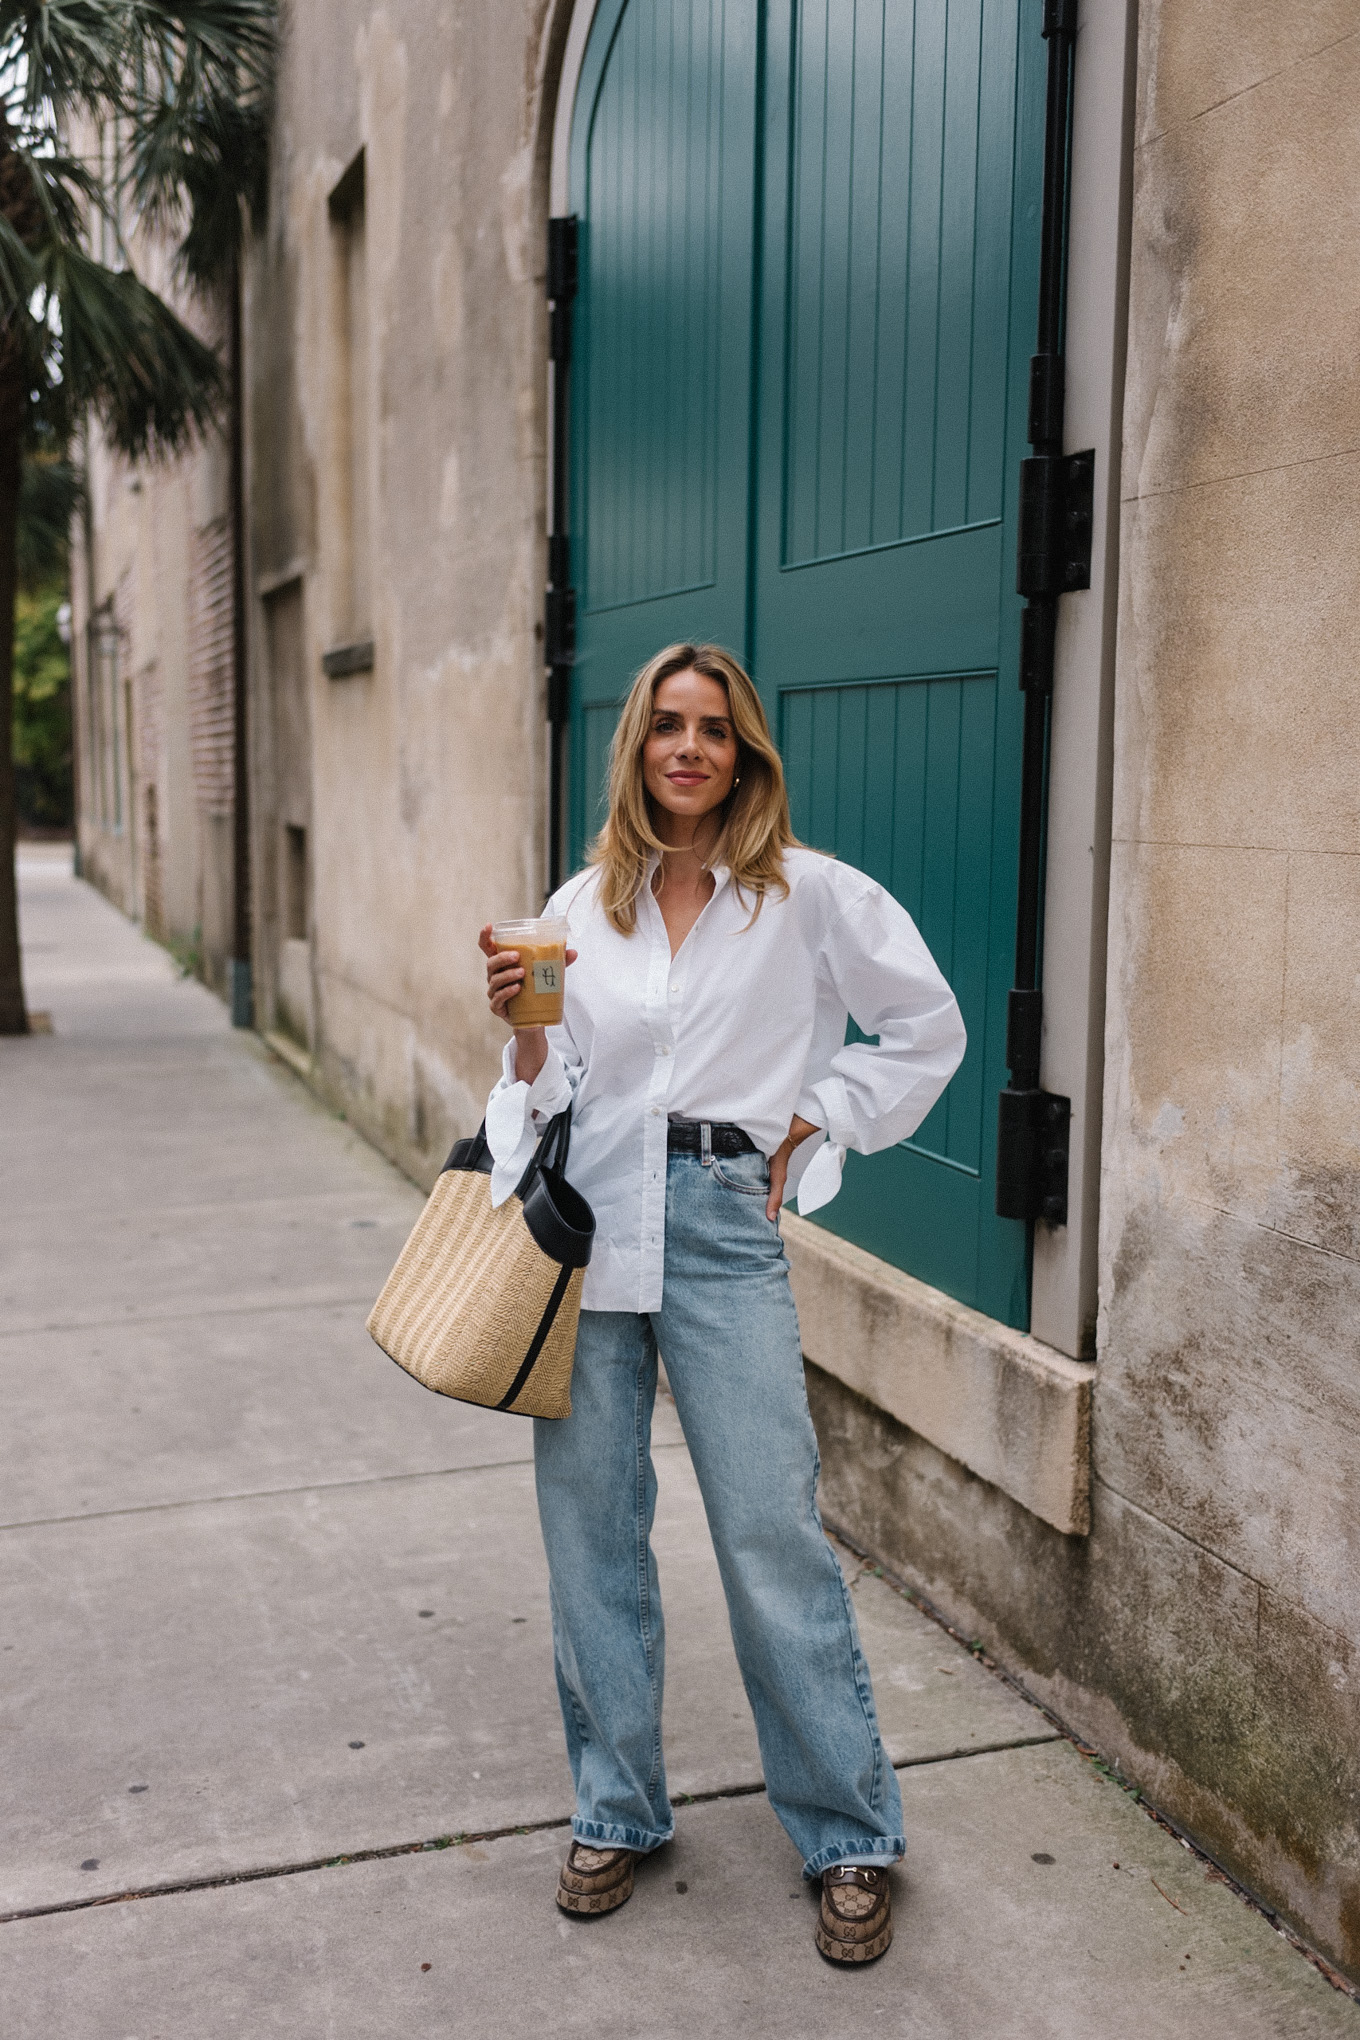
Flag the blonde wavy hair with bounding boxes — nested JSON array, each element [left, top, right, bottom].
[[590, 643, 798, 935]]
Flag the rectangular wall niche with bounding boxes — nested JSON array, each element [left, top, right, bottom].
[[327, 150, 371, 658]]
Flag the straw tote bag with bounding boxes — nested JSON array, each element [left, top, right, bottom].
[[367, 1110, 594, 1419]]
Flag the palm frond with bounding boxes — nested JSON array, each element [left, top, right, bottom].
[[123, 1, 277, 98], [41, 237, 223, 456], [0, 3, 127, 119], [122, 0, 276, 284], [0, 206, 39, 316], [6, 138, 107, 256], [0, 1, 275, 452], [129, 89, 268, 283]]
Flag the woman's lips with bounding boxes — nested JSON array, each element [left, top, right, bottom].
[[666, 772, 708, 785]]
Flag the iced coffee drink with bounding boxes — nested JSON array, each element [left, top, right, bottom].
[[492, 916, 570, 1027]]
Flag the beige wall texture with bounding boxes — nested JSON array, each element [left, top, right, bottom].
[[1102, 0, 1360, 1968], [71, 277, 236, 987], [68, 0, 1360, 1987], [243, 0, 565, 1183]]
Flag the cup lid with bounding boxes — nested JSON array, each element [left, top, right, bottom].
[[492, 915, 570, 939]]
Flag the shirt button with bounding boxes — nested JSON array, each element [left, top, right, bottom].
[[660, 1045, 671, 1055]]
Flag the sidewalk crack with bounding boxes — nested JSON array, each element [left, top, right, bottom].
[[0, 1737, 1062, 1926], [0, 1442, 693, 1534]]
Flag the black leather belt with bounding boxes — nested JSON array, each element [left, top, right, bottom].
[[667, 1117, 758, 1159]]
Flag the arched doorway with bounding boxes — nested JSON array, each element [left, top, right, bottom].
[[564, 0, 1045, 1327]]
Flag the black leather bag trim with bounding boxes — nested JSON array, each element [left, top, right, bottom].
[[521, 1166, 595, 1268], [444, 1127, 492, 1174], [495, 1260, 575, 1410], [441, 1110, 594, 1270]]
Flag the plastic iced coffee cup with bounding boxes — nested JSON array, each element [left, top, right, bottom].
[[492, 916, 570, 1027]]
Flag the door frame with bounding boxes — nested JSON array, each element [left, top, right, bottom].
[[546, 0, 1135, 1363]]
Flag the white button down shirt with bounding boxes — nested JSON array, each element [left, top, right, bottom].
[[485, 848, 966, 1314]]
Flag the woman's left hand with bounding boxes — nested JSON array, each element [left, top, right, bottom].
[[767, 1116, 820, 1220]]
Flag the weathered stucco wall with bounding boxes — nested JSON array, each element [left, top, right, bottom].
[[1100, 0, 1360, 1967], [812, 0, 1360, 1983], [245, 0, 566, 1184], [72, 287, 235, 988]]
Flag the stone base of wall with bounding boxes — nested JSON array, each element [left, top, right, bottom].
[[783, 1213, 1093, 1534], [805, 1362, 1360, 1990]]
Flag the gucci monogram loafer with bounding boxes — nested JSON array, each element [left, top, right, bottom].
[[556, 1840, 636, 1917], [815, 1863, 893, 1964]]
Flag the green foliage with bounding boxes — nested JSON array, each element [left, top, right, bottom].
[[123, 2, 277, 284], [16, 453, 82, 592], [12, 581, 71, 830], [0, 1, 278, 460]]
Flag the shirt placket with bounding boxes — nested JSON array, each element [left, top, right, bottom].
[[638, 882, 676, 1309]]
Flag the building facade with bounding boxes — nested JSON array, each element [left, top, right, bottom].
[[70, 0, 1360, 1982]]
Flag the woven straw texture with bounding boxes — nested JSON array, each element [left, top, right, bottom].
[[367, 1169, 582, 1419]]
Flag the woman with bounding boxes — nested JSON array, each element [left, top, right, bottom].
[[479, 643, 964, 1964]]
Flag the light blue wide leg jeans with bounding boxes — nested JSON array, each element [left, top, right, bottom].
[[532, 1146, 905, 1879]]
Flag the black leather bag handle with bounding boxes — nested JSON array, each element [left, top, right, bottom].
[[443, 1106, 591, 1268], [445, 1105, 571, 1186], [518, 1106, 593, 1268], [516, 1107, 571, 1200]]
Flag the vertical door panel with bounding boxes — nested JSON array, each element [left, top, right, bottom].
[[568, 0, 760, 867], [568, 0, 1047, 1328], [757, 0, 1043, 1325]]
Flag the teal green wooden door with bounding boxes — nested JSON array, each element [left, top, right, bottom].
[[569, 0, 1045, 1328], [753, 0, 1044, 1325], [567, 0, 760, 867]]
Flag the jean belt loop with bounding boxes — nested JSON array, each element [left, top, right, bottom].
[[700, 1121, 713, 1167]]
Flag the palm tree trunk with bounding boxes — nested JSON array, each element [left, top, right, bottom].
[[0, 333, 28, 1035]]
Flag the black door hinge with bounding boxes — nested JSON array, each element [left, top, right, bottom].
[[996, 1086, 1071, 1226], [997, 987, 1070, 1226], [1016, 448, 1094, 600], [548, 215, 578, 302], [546, 664, 571, 728], [545, 583, 576, 676], [547, 215, 578, 363]]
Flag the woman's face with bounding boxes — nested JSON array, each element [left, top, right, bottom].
[[642, 670, 739, 827]]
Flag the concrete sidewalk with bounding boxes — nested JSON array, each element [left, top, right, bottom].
[[2, 849, 1355, 2039]]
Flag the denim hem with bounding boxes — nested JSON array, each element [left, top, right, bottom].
[[802, 1836, 907, 1880], [572, 1817, 674, 1855]]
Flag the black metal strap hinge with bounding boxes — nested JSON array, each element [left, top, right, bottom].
[[996, 0, 1084, 1229], [546, 217, 580, 885], [997, 975, 1070, 1222], [1016, 448, 1094, 600], [547, 215, 578, 363], [996, 1086, 1071, 1226], [545, 584, 576, 676]]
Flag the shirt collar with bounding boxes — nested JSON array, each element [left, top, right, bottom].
[[644, 851, 734, 896]]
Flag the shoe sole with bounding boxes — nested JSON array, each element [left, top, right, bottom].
[[815, 1918, 893, 1964]]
